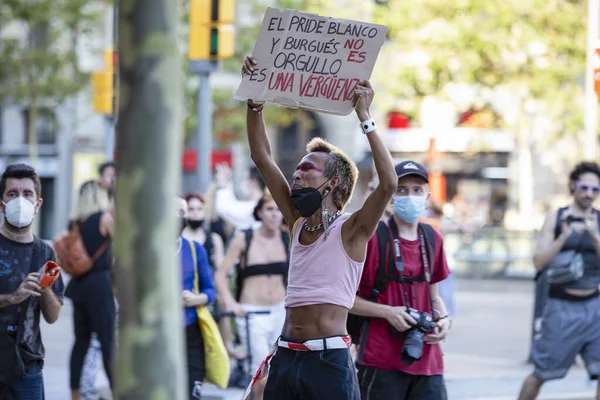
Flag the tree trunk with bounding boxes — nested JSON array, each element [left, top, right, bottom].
[[113, 1, 186, 399]]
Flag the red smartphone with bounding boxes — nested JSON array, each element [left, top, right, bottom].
[[39, 261, 61, 289]]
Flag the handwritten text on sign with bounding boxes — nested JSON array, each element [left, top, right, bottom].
[[234, 8, 388, 116]]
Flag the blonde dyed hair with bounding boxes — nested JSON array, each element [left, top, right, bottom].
[[306, 137, 358, 211], [72, 180, 110, 221]]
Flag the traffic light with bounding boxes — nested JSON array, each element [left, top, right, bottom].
[[92, 48, 117, 115], [188, 0, 235, 60]]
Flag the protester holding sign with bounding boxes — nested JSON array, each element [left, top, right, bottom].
[[241, 53, 396, 400]]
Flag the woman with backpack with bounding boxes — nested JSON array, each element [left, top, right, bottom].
[[63, 180, 115, 400], [214, 192, 289, 400]]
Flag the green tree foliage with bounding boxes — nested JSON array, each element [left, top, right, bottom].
[[0, 0, 105, 162], [372, 0, 586, 139], [184, 0, 329, 145]]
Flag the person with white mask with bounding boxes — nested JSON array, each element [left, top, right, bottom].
[[0, 163, 65, 399]]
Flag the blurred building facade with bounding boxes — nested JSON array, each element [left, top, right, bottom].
[[0, 3, 113, 239], [0, 0, 580, 238]]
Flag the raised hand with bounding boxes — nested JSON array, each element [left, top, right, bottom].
[[351, 80, 374, 121]]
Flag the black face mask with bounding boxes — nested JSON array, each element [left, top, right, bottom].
[[187, 219, 204, 230], [290, 180, 330, 217]]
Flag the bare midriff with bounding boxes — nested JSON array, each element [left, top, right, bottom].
[[281, 304, 349, 341], [239, 275, 286, 306]]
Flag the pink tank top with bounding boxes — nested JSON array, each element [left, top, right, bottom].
[[284, 213, 365, 310]]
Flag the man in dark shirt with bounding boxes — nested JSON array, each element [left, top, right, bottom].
[[0, 164, 65, 399]]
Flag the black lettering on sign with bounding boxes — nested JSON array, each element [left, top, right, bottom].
[[273, 53, 343, 76], [283, 37, 340, 55], [289, 16, 325, 34], [327, 22, 380, 38], [270, 37, 281, 54], [268, 17, 278, 31], [249, 68, 267, 83]]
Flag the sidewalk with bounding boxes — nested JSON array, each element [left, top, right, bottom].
[[41, 301, 245, 400], [443, 279, 596, 399], [41, 278, 597, 399]]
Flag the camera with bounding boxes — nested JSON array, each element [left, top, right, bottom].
[[401, 308, 437, 366], [565, 215, 584, 224]]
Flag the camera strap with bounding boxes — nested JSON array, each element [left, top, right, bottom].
[[388, 217, 435, 313]]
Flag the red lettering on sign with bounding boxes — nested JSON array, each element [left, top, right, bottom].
[[343, 39, 364, 50], [268, 71, 295, 93], [347, 50, 366, 63]]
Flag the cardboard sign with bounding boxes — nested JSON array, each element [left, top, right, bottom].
[[233, 8, 388, 116]]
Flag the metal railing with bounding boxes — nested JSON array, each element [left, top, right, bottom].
[[444, 226, 538, 278]]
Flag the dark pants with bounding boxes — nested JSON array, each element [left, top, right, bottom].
[[7, 362, 44, 400], [69, 295, 115, 389], [186, 322, 205, 400], [357, 366, 446, 400], [264, 342, 359, 400]]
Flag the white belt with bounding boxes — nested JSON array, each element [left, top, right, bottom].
[[277, 335, 352, 351], [243, 335, 352, 399]]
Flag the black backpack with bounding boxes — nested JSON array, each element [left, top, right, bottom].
[[346, 220, 436, 347], [234, 228, 290, 301]]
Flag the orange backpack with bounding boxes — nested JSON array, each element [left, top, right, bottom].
[[53, 222, 108, 278]]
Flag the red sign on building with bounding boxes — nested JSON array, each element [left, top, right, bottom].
[[182, 148, 233, 172]]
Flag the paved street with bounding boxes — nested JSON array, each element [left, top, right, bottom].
[[41, 278, 597, 399]]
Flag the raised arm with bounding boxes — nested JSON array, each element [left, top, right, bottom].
[[211, 232, 225, 269], [345, 81, 397, 246], [243, 56, 299, 226], [213, 165, 257, 227], [214, 232, 245, 312], [203, 179, 219, 224], [533, 210, 569, 272]]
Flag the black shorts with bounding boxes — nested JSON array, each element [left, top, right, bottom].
[[264, 340, 359, 400], [357, 365, 446, 400], [186, 323, 205, 400]]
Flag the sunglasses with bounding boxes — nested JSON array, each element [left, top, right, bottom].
[[576, 182, 600, 194]]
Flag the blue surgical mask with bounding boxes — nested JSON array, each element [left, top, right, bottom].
[[393, 196, 427, 223]]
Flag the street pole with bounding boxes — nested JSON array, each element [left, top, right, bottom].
[[190, 60, 216, 193], [54, 97, 76, 237], [113, 0, 186, 398], [105, 116, 115, 161], [584, 0, 599, 160], [105, 0, 119, 163]]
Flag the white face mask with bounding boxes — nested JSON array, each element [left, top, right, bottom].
[[3, 197, 36, 228]]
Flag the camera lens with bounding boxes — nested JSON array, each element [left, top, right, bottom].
[[401, 329, 425, 366]]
